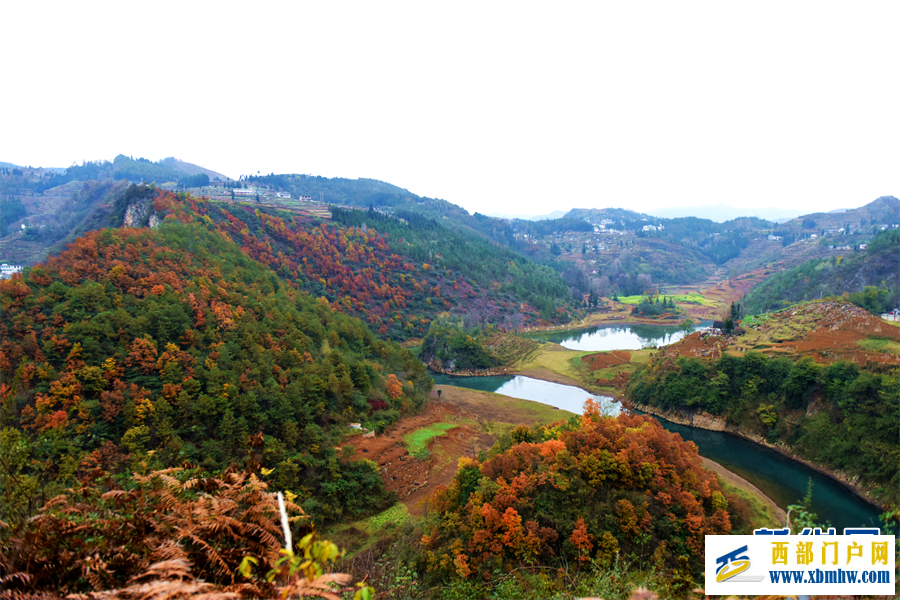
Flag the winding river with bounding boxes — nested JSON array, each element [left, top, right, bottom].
[[431, 322, 884, 530]]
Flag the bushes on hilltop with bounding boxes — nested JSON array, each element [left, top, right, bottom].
[[419, 403, 750, 596]]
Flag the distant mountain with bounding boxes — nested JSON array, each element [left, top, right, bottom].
[[0, 161, 21, 169], [487, 210, 569, 221], [778, 196, 899, 231], [648, 203, 805, 223], [158, 157, 231, 182]]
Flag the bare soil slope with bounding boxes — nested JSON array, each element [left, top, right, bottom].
[[343, 387, 572, 516], [658, 300, 899, 366]]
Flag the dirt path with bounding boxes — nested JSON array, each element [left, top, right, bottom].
[[702, 456, 786, 525]]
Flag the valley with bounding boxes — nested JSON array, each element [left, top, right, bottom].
[[0, 160, 897, 599]]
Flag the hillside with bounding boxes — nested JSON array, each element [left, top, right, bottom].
[[142, 191, 576, 337], [626, 300, 899, 504], [420, 408, 749, 597], [648, 203, 805, 222], [0, 157, 231, 264], [0, 180, 128, 264], [2, 174, 895, 598], [774, 195, 900, 238], [0, 211, 435, 529], [741, 229, 900, 315], [5, 157, 896, 313], [158, 156, 231, 182]]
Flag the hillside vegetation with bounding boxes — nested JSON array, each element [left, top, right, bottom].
[[627, 330, 899, 504], [159, 193, 574, 339], [419, 405, 750, 598], [742, 229, 900, 315], [421, 317, 542, 373], [0, 209, 434, 530], [2, 161, 897, 599]]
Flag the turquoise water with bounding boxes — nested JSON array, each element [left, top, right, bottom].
[[432, 373, 883, 530], [523, 321, 711, 351], [645, 418, 883, 529]]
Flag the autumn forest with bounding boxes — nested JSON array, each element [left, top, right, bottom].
[[1, 177, 897, 599]]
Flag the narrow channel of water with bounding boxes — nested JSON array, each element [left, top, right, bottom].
[[431, 373, 883, 530], [639, 416, 883, 529], [523, 321, 711, 351]]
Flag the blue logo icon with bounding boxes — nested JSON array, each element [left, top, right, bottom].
[[716, 545, 751, 583]]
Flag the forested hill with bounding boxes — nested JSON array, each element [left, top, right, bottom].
[[153, 190, 575, 337], [741, 229, 900, 315], [243, 173, 480, 228], [0, 204, 434, 528], [241, 173, 593, 264]]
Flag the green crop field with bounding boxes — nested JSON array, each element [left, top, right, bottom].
[[616, 292, 714, 306], [403, 422, 457, 458], [858, 336, 900, 354]]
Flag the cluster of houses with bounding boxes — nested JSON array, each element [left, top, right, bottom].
[[0, 263, 23, 280], [229, 188, 316, 202]]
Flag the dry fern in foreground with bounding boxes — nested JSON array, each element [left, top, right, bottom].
[[0, 467, 294, 596]]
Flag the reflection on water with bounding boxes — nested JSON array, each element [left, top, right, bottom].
[[524, 321, 710, 351], [430, 373, 620, 416], [431, 372, 883, 530]]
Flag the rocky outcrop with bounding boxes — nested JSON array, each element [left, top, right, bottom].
[[122, 193, 162, 229], [427, 359, 510, 378], [629, 403, 728, 431]]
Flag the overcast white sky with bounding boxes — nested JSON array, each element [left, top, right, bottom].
[[1, 0, 898, 216]]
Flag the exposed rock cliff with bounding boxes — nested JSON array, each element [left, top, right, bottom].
[[122, 192, 162, 228]]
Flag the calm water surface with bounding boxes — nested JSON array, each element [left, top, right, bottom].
[[430, 373, 620, 416], [524, 321, 711, 351], [432, 373, 883, 529], [644, 417, 883, 529]]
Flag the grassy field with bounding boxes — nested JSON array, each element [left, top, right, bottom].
[[858, 336, 900, 354], [718, 480, 783, 529], [435, 385, 575, 428], [516, 344, 591, 382], [354, 503, 412, 534], [616, 292, 715, 306], [402, 422, 458, 459]]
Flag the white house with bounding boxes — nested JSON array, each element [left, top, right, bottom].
[[0, 263, 23, 280]]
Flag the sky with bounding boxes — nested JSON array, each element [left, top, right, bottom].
[[1, 0, 898, 217]]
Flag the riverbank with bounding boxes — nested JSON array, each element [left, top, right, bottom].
[[512, 339, 889, 516], [428, 368, 789, 530], [701, 456, 786, 528], [627, 400, 887, 513], [520, 308, 688, 334]]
